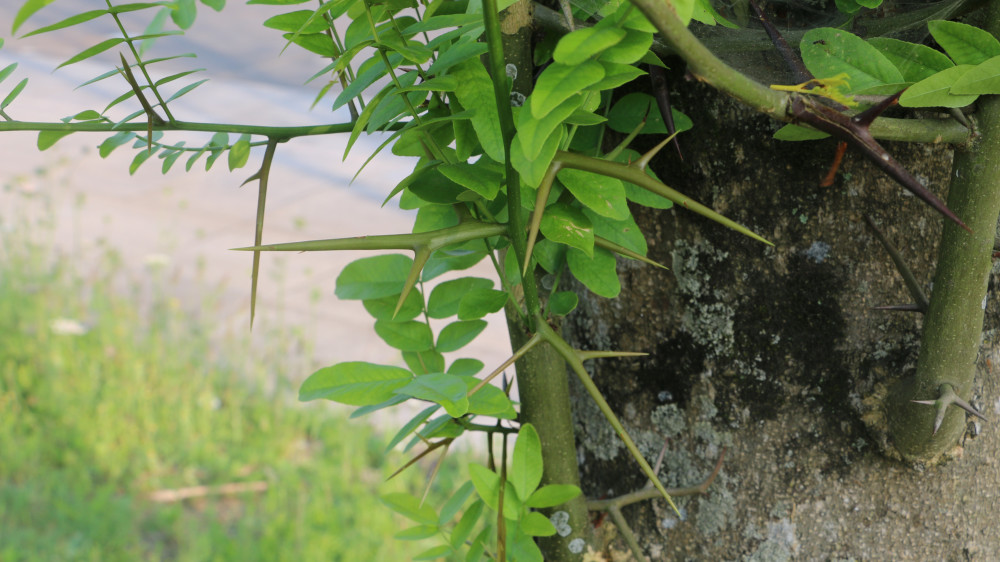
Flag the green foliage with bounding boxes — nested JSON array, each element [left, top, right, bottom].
[[18, 0, 993, 557]]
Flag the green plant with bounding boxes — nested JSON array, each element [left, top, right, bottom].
[[4, 0, 1000, 558]]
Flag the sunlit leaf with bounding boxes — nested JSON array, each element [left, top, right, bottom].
[[37, 130, 73, 151], [950, 55, 1000, 95], [381, 492, 438, 525], [451, 59, 504, 163], [299, 361, 412, 404], [436, 320, 487, 353], [458, 289, 508, 320], [899, 65, 978, 108], [800, 28, 903, 93], [929, 19, 1000, 66], [511, 423, 543, 501], [540, 203, 594, 257], [395, 373, 469, 417], [558, 168, 630, 221], [526, 484, 582, 508], [867, 37, 954, 83], [520, 511, 557, 537], [263, 10, 330, 33], [427, 277, 494, 318], [228, 134, 251, 171], [336, 254, 414, 300], [553, 26, 626, 66], [375, 320, 434, 352], [531, 61, 604, 119], [1, 78, 27, 109]]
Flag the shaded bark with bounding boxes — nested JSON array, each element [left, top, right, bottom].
[[563, 83, 1000, 559]]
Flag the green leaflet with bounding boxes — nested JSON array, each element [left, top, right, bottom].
[[597, 28, 653, 65], [467, 464, 521, 518], [403, 350, 446, 375], [512, 125, 565, 188], [773, 123, 831, 141], [867, 37, 954, 83], [395, 373, 469, 417], [548, 291, 578, 316], [427, 277, 494, 318], [520, 512, 556, 537], [607, 92, 692, 135], [436, 319, 487, 352], [381, 492, 439, 525], [567, 246, 620, 298], [447, 358, 484, 376], [227, 134, 251, 171], [928, 19, 1000, 66], [552, 26, 626, 66], [438, 159, 503, 200], [516, 95, 582, 161], [336, 254, 414, 300], [299, 361, 413, 404], [530, 61, 604, 119], [263, 9, 330, 33], [363, 290, 425, 321], [800, 27, 903, 93], [558, 168, 630, 221], [450, 59, 504, 163], [463, 376, 516, 418], [526, 484, 581, 508], [900, 65, 978, 108], [374, 320, 434, 352], [540, 203, 595, 257], [510, 424, 543, 502], [950, 55, 1000, 95], [457, 289, 508, 320]]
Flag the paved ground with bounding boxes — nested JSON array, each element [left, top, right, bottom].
[[0, 2, 512, 386]]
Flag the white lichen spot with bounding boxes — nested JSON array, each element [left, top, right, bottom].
[[804, 241, 831, 263], [567, 538, 586, 554], [505, 63, 517, 80], [551, 511, 572, 537], [510, 91, 526, 107]]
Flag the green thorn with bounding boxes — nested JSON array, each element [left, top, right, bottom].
[[395, 247, 431, 319], [595, 236, 667, 269], [911, 383, 988, 435]]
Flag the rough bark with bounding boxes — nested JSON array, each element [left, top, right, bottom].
[[563, 82, 1000, 559]]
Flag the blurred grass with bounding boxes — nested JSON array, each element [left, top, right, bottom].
[[0, 176, 459, 561]]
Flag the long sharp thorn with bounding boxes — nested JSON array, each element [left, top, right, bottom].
[[576, 350, 648, 361], [953, 395, 989, 422], [249, 138, 279, 329], [872, 304, 924, 312], [595, 236, 667, 269], [852, 91, 902, 128], [792, 97, 970, 232], [394, 247, 431, 319], [524, 164, 560, 275], [649, 64, 683, 160], [749, 0, 811, 83], [634, 132, 679, 170], [865, 215, 930, 312]]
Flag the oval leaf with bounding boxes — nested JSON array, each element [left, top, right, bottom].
[[395, 373, 469, 417], [436, 319, 487, 353], [928, 19, 1000, 66], [511, 424, 543, 501], [336, 254, 414, 300], [428, 277, 494, 319], [567, 246, 620, 298], [540, 203, 594, 257], [299, 361, 412, 404], [558, 168, 630, 220], [531, 61, 604, 119], [374, 320, 434, 352], [950, 55, 1000, 95], [800, 28, 903, 93], [899, 65, 979, 108], [553, 26, 626, 65]]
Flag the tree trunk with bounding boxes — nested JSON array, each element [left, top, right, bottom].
[[563, 82, 1000, 559]]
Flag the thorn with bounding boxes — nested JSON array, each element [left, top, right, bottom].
[[633, 133, 678, 170], [911, 384, 988, 436], [820, 141, 847, 187], [872, 304, 924, 313]]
